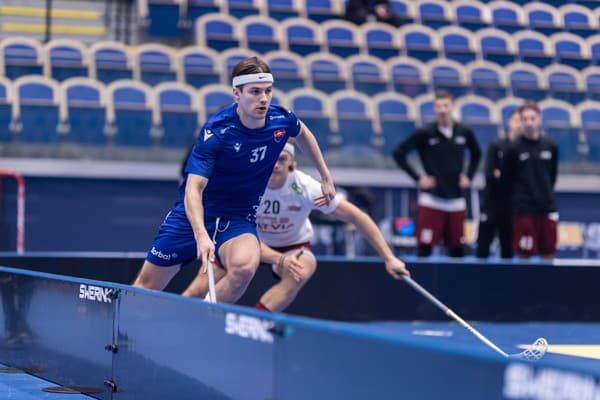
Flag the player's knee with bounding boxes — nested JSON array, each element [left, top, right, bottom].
[[228, 263, 256, 287], [417, 245, 432, 257]]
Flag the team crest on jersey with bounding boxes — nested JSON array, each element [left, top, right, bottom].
[[273, 129, 286, 142]]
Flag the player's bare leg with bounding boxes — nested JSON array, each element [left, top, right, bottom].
[[182, 262, 226, 298], [133, 261, 181, 291]]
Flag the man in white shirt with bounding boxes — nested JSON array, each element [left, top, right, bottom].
[[183, 142, 409, 312]]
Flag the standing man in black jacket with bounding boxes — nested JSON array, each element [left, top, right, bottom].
[[503, 101, 559, 259], [393, 90, 481, 257], [476, 109, 522, 259]]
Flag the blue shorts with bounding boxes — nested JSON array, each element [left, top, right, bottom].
[[146, 217, 257, 267]]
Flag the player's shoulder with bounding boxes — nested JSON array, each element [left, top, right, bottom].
[[204, 104, 237, 130], [540, 135, 558, 149], [267, 104, 298, 124], [287, 170, 319, 196]]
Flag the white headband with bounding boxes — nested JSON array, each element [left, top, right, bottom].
[[232, 73, 274, 87], [283, 143, 295, 156]]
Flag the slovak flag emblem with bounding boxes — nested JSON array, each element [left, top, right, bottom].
[[273, 129, 285, 143]]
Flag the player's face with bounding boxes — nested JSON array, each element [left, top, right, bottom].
[[434, 98, 454, 126], [234, 83, 273, 127], [520, 108, 541, 139], [508, 112, 522, 141], [269, 150, 293, 187]]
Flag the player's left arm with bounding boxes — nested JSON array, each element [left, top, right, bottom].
[[464, 128, 482, 181], [329, 200, 409, 279], [294, 121, 335, 205], [551, 142, 559, 187]]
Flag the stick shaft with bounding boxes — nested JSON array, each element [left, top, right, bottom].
[[403, 276, 508, 357], [206, 217, 220, 303]]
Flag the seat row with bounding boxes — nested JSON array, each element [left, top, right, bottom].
[[0, 76, 599, 163]]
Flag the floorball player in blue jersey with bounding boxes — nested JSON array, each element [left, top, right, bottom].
[[133, 57, 336, 304]]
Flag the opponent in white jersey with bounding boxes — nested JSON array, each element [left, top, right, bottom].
[[184, 142, 410, 312]]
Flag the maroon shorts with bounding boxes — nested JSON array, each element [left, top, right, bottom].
[[512, 215, 558, 257], [416, 206, 465, 248]]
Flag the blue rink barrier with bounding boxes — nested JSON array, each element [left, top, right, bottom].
[[1, 266, 600, 400]]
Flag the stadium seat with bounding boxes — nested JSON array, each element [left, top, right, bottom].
[[524, 2, 563, 36], [417, 0, 453, 30], [539, 98, 580, 162], [373, 92, 416, 155], [389, 0, 416, 25], [438, 26, 478, 65], [414, 93, 435, 125], [186, 0, 223, 22], [399, 24, 440, 63], [576, 101, 600, 162], [321, 20, 363, 59], [476, 28, 517, 66], [550, 32, 591, 70], [304, 0, 342, 23], [0, 38, 44, 79], [455, 95, 500, 152], [386, 56, 429, 98], [559, 4, 599, 39], [90, 41, 134, 84], [331, 90, 379, 155], [347, 54, 389, 96], [134, 44, 178, 86], [544, 64, 586, 106], [60, 78, 107, 145], [466, 60, 508, 102], [427, 58, 469, 98], [266, 0, 303, 21], [264, 50, 307, 92], [286, 88, 332, 151], [587, 35, 600, 66], [177, 46, 221, 88], [195, 13, 241, 52], [452, 0, 491, 32], [360, 22, 402, 61], [197, 84, 234, 123], [506, 62, 548, 102], [13, 76, 61, 143], [219, 48, 261, 83], [0, 77, 13, 142], [281, 18, 323, 56], [225, 0, 263, 19], [306, 53, 348, 94], [44, 39, 89, 82], [582, 66, 600, 101], [154, 82, 199, 148], [489, 1, 527, 34], [240, 15, 282, 54], [106, 80, 154, 147], [144, 0, 183, 37], [514, 30, 554, 68]]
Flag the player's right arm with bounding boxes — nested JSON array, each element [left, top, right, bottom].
[[185, 174, 214, 269]]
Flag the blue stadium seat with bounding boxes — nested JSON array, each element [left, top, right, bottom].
[[134, 44, 178, 86], [582, 66, 600, 101], [560, 4, 599, 39], [264, 51, 307, 92], [389, 0, 416, 24], [106, 80, 154, 147], [306, 53, 348, 94], [550, 32, 591, 70], [544, 64, 586, 106], [61, 78, 107, 145], [414, 93, 435, 125], [240, 15, 282, 54], [427, 58, 469, 98], [198, 84, 234, 122], [576, 101, 600, 162], [514, 30, 554, 68], [90, 41, 133, 84], [506, 62, 548, 102], [386, 56, 429, 97], [347, 55, 389, 96], [178, 46, 220, 88], [321, 20, 363, 59], [588, 35, 600, 66], [154, 82, 199, 148], [539, 99, 579, 162], [452, 1, 491, 32], [45, 39, 89, 82], [524, 2, 563, 36], [331, 90, 378, 155], [373, 92, 416, 155], [399, 24, 440, 62], [455, 95, 499, 153], [143, 0, 183, 37], [226, 0, 263, 19], [304, 0, 342, 23], [417, 0, 453, 30], [476, 28, 517, 66], [266, 0, 302, 21], [0, 38, 44, 79], [0, 77, 13, 142], [281, 18, 323, 56], [489, 1, 527, 34], [287, 88, 332, 151], [360, 22, 402, 61], [187, 0, 222, 22], [195, 13, 241, 52], [439, 26, 478, 65], [220, 48, 260, 81], [466, 60, 508, 102], [14, 76, 60, 143]]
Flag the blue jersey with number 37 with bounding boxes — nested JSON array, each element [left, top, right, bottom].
[[174, 103, 300, 227]]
